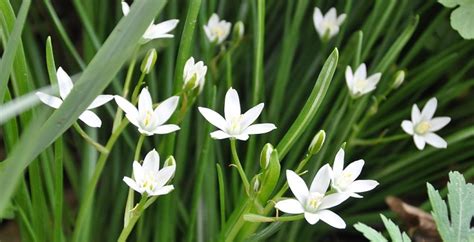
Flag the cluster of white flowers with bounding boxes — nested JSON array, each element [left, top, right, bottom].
[[275, 148, 378, 228]]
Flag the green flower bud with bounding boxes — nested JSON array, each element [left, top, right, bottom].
[[232, 21, 244, 42], [257, 149, 280, 203], [260, 143, 274, 169], [140, 49, 157, 74], [391, 70, 405, 89], [308, 130, 326, 155], [164, 156, 176, 180], [249, 174, 262, 198]]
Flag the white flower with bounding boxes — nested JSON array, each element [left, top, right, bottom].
[[330, 148, 378, 198], [183, 57, 207, 92], [345, 63, 382, 98], [401, 97, 451, 150], [36, 67, 113, 128], [114, 88, 180, 136], [123, 149, 175, 196], [203, 13, 231, 44], [198, 88, 276, 141], [275, 166, 349, 228], [313, 7, 346, 40], [122, 2, 179, 42]]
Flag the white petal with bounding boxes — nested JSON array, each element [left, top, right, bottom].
[[115, 96, 138, 117], [348, 180, 378, 193], [210, 130, 231, 139], [429, 117, 450, 132], [155, 96, 179, 125], [240, 103, 264, 129], [224, 88, 241, 120], [401, 120, 414, 135], [367, 73, 381, 86], [421, 97, 437, 120], [78, 110, 102, 128], [343, 159, 364, 182], [234, 134, 250, 141], [183, 57, 195, 75], [345, 66, 354, 89], [304, 212, 320, 225], [143, 19, 179, 39], [313, 7, 323, 26], [198, 107, 227, 131], [123, 177, 143, 193], [286, 170, 309, 204], [320, 193, 349, 210], [138, 88, 153, 113], [354, 63, 367, 80], [413, 134, 426, 150], [243, 123, 276, 135], [424, 133, 447, 148], [332, 148, 345, 177], [203, 25, 214, 42], [155, 166, 175, 188], [274, 199, 304, 214], [411, 104, 421, 123], [208, 13, 219, 26], [88, 95, 113, 109], [132, 161, 144, 180], [143, 149, 160, 172], [151, 185, 174, 196], [337, 14, 346, 25], [317, 210, 346, 229], [121, 1, 130, 16], [36, 92, 63, 109], [326, 8, 337, 21], [152, 124, 180, 134], [125, 113, 140, 128], [310, 164, 331, 194], [56, 67, 74, 100]]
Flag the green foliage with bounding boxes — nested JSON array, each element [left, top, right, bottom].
[[438, 0, 474, 39], [427, 171, 474, 242], [354, 214, 411, 242]]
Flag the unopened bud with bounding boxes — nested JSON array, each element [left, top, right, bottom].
[[249, 174, 262, 197], [232, 21, 244, 41], [308, 130, 326, 155], [164, 156, 176, 168], [243, 213, 274, 223], [391, 70, 405, 89], [140, 49, 157, 74], [367, 97, 379, 116], [260, 143, 274, 169]]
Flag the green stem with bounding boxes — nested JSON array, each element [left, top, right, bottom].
[[124, 135, 146, 226], [131, 72, 147, 105], [73, 123, 108, 154], [244, 214, 304, 223], [230, 139, 250, 194], [118, 195, 148, 242], [352, 134, 409, 146]]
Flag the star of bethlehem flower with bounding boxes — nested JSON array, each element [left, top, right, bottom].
[[313, 7, 346, 40], [121, 2, 179, 43], [203, 13, 231, 44], [198, 88, 276, 141], [330, 148, 378, 198], [36, 67, 113, 128], [183, 57, 207, 92], [123, 149, 175, 196], [401, 97, 451, 150], [275, 166, 349, 228], [114, 88, 180, 136], [345, 63, 382, 98]]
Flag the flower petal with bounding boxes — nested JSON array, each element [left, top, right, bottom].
[[243, 123, 276, 135], [78, 110, 102, 128], [343, 159, 364, 182], [155, 96, 179, 125], [310, 164, 331, 194], [56, 67, 74, 100], [234, 134, 250, 141], [421, 97, 437, 120], [354, 63, 367, 80], [345, 66, 354, 89], [320, 192, 349, 210], [286, 170, 309, 204], [115, 96, 138, 118], [143, 149, 160, 172], [155, 166, 175, 188], [401, 120, 414, 135], [198, 107, 227, 131], [274, 199, 304, 214], [326, 7, 337, 20], [413, 134, 426, 150], [123, 177, 143, 194], [144, 19, 179, 39], [367, 73, 381, 86], [313, 7, 323, 27], [411, 104, 421, 123], [138, 88, 153, 113], [337, 13, 346, 25], [88, 95, 113, 109], [240, 103, 264, 129], [304, 212, 320, 225], [152, 124, 180, 134], [210, 130, 231, 139], [224, 88, 241, 120], [151, 185, 174, 196], [36, 92, 63, 109], [132, 161, 144, 180], [332, 148, 345, 177], [425, 133, 447, 148], [429, 117, 451, 132], [317, 210, 346, 229], [348, 180, 378, 193], [121, 1, 130, 16]]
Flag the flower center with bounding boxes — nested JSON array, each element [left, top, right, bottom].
[[415, 121, 431, 135], [228, 115, 243, 135], [305, 192, 324, 212], [334, 171, 354, 191], [140, 172, 157, 192], [143, 111, 153, 127], [211, 26, 225, 39], [354, 78, 369, 92]]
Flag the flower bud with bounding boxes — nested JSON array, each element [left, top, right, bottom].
[[391, 70, 405, 89], [164, 156, 176, 180], [260, 143, 274, 169], [308, 130, 326, 155], [140, 49, 157, 74], [367, 97, 379, 116], [249, 174, 262, 198], [232, 21, 244, 41], [243, 213, 274, 223]]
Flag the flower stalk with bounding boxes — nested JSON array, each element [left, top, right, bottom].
[[230, 139, 250, 194], [117, 195, 148, 242]]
